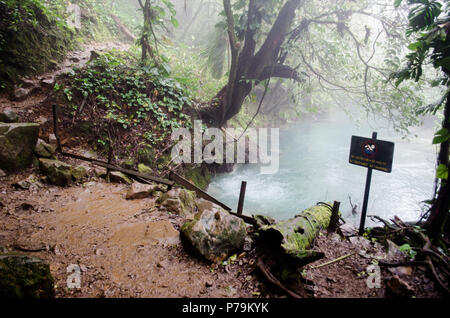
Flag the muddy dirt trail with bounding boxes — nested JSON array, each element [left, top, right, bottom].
[[0, 41, 129, 114], [0, 172, 263, 298]]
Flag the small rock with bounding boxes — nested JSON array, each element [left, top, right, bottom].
[[34, 139, 56, 158], [40, 77, 55, 88], [126, 182, 158, 200], [70, 57, 80, 63], [0, 169, 6, 177], [72, 166, 88, 183], [338, 223, 358, 237], [12, 87, 31, 101], [243, 237, 253, 251], [108, 171, 132, 184], [39, 158, 73, 186], [94, 167, 107, 178], [0, 108, 19, 123], [48, 134, 58, 146], [330, 233, 342, 242], [157, 189, 197, 218], [12, 174, 42, 190]]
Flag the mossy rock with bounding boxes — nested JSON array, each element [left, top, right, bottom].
[[34, 139, 56, 159], [181, 203, 247, 262], [184, 165, 212, 190], [0, 254, 55, 298], [137, 163, 152, 176], [0, 108, 19, 123], [0, 123, 40, 172], [39, 158, 73, 186], [72, 166, 88, 183], [157, 188, 197, 218]]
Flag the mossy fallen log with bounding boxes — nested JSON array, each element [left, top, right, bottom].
[[257, 204, 335, 264]]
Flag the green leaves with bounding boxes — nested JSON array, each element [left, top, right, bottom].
[[436, 164, 449, 180], [432, 128, 450, 144], [407, 0, 442, 33], [399, 243, 417, 259]]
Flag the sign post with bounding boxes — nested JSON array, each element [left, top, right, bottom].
[[348, 132, 395, 235]]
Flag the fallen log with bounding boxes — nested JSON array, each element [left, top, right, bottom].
[[257, 204, 334, 264]]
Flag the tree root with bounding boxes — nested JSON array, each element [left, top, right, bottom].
[[256, 257, 305, 298], [371, 217, 449, 295]]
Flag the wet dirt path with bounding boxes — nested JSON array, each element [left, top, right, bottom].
[[0, 41, 129, 114], [0, 174, 260, 298]]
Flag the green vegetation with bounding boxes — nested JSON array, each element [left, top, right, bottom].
[[56, 49, 193, 172], [0, 0, 74, 88], [392, 0, 449, 239]]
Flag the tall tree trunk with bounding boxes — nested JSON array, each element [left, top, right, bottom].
[[139, 0, 158, 64], [426, 94, 450, 238], [202, 0, 304, 127]]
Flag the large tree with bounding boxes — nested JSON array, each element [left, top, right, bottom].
[[199, 0, 419, 129], [201, 0, 304, 126], [392, 0, 449, 239]]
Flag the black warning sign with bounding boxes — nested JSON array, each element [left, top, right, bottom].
[[349, 135, 394, 173]]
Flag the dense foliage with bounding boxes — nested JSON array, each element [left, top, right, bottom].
[[56, 50, 192, 166]]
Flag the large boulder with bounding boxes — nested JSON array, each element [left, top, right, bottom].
[[157, 188, 197, 218], [181, 200, 247, 262], [0, 123, 40, 171], [39, 158, 73, 186], [0, 254, 54, 298]]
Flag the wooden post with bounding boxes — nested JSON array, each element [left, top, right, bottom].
[[358, 132, 377, 235], [237, 181, 247, 215], [52, 104, 62, 153], [328, 201, 341, 232], [106, 142, 113, 182]]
